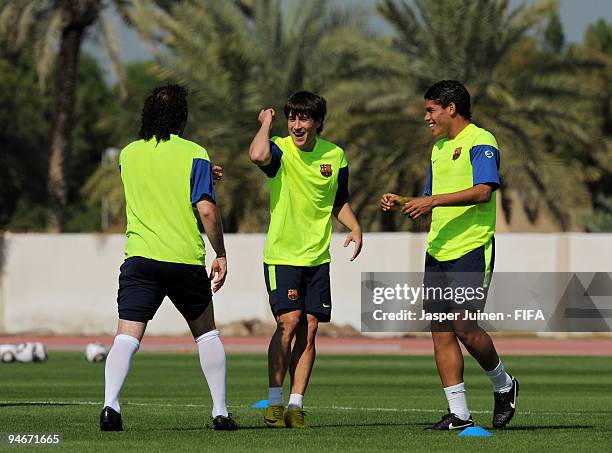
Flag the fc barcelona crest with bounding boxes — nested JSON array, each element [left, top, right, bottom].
[[288, 289, 299, 301], [452, 147, 462, 160], [320, 164, 332, 177]]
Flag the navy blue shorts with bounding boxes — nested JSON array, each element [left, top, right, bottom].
[[263, 263, 332, 322], [117, 256, 212, 323], [423, 238, 495, 313]]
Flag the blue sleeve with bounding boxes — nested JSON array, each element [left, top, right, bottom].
[[470, 145, 500, 189], [259, 141, 283, 178], [190, 158, 216, 205], [423, 162, 432, 196], [334, 166, 350, 207]]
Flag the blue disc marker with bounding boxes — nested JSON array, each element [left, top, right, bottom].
[[459, 426, 494, 437], [251, 399, 269, 408]]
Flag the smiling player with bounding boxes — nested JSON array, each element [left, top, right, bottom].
[[381, 80, 519, 430], [249, 91, 362, 428]]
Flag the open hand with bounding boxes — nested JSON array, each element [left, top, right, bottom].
[[209, 256, 227, 293], [344, 229, 363, 261]]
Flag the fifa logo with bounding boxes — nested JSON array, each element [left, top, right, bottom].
[[320, 164, 332, 177]]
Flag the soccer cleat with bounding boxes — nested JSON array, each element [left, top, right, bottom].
[[211, 414, 239, 431], [100, 406, 123, 431], [426, 412, 474, 431], [284, 408, 306, 429], [493, 375, 519, 428], [264, 404, 286, 428]]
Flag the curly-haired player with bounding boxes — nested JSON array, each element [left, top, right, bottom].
[[100, 85, 238, 431]]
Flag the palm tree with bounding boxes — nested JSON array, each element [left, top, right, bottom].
[[0, 0, 129, 232], [81, 61, 165, 231], [326, 0, 603, 231], [129, 0, 360, 232], [81, 147, 125, 231], [582, 19, 612, 231]]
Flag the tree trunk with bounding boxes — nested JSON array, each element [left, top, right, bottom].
[[47, 0, 99, 232]]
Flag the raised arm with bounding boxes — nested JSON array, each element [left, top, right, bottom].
[[249, 108, 275, 166]]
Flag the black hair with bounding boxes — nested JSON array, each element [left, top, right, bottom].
[[284, 91, 327, 134], [424, 80, 472, 119], [139, 84, 188, 142]]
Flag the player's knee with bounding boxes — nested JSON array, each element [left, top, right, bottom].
[[305, 316, 319, 345], [432, 331, 457, 350], [276, 312, 301, 338], [430, 319, 454, 334], [455, 329, 478, 346]]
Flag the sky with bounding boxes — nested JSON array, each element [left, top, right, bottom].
[[86, 0, 612, 82], [551, 0, 611, 41]]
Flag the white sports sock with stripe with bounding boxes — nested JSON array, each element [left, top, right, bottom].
[[288, 393, 303, 409], [444, 382, 470, 420], [486, 360, 513, 393]]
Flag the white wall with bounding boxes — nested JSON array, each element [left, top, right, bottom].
[[0, 233, 610, 335]]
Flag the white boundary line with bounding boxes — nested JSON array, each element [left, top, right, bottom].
[[0, 400, 608, 417]]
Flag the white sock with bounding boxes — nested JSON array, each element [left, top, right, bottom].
[[195, 330, 228, 417], [287, 393, 303, 409], [485, 360, 513, 392], [444, 382, 470, 420], [268, 387, 283, 405], [104, 334, 140, 412]]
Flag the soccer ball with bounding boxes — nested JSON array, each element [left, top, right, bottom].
[[0, 344, 17, 363], [15, 342, 35, 362], [32, 342, 48, 362], [85, 343, 108, 362]]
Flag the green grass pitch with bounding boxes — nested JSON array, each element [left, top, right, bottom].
[[1, 353, 611, 452]]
